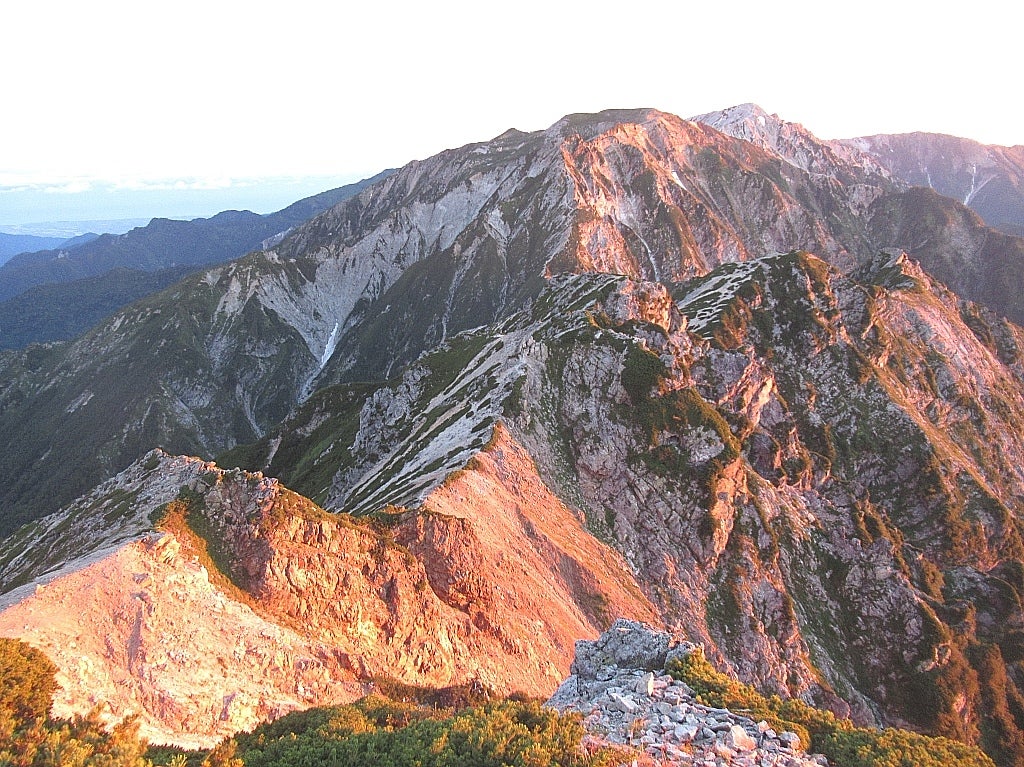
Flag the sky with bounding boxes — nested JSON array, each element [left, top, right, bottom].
[[2, 0, 1021, 226]]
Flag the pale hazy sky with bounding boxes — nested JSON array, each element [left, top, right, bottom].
[[2, 0, 1021, 223]]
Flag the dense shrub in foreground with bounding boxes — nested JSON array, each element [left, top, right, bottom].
[[229, 695, 619, 767]]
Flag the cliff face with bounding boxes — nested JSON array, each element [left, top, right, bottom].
[[521, 254, 1024, 751], [0, 431, 656, 747]]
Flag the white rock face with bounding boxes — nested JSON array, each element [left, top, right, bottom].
[[0, 529, 367, 749]]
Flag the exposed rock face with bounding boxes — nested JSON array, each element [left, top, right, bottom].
[[569, 618, 674, 678], [0, 451, 214, 608], [547, 620, 826, 766], [0, 530, 366, 749], [695, 104, 1024, 325], [0, 427, 657, 746], [518, 254, 1024, 736], [693, 103, 893, 183]]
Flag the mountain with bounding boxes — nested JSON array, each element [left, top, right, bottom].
[[2, 253, 1023, 760], [841, 132, 1024, 237], [0, 232, 79, 266], [1, 106, 1024, 764], [692, 104, 1024, 325], [222, 251, 1024, 757], [57, 231, 101, 249], [0, 175, 390, 350], [0, 266, 194, 349], [0, 171, 393, 306], [0, 425, 656, 746], [692, 103, 895, 182], [3, 106, 1022, 535]]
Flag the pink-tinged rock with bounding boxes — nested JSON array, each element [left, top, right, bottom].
[[726, 724, 757, 751]]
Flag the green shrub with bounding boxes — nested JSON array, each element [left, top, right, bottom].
[[0, 638, 152, 766], [0, 638, 57, 729], [667, 647, 995, 767], [232, 697, 620, 767], [819, 728, 996, 767], [620, 345, 666, 402], [666, 645, 824, 749]]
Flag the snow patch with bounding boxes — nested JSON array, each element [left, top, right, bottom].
[[337, 331, 525, 514], [677, 255, 778, 336], [320, 322, 339, 368], [963, 163, 992, 206], [65, 390, 94, 414]]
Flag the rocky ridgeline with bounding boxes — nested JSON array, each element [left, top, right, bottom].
[[547, 620, 825, 767]]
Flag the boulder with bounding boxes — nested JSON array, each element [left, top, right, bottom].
[[779, 731, 802, 749], [726, 724, 757, 751], [570, 618, 673, 679]]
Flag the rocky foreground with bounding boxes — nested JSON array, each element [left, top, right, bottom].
[[548, 620, 826, 767]]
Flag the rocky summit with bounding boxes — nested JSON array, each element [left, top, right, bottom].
[[547, 619, 825, 766], [0, 104, 1022, 766]]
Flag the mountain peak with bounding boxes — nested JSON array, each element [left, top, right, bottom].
[[546, 107, 660, 140], [690, 102, 778, 134], [692, 102, 895, 184], [838, 132, 1024, 236]]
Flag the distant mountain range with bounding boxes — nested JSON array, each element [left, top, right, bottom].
[[0, 105, 1022, 766], [0, 172, 391, 348], [695, 103, 1024, 238], [0, 232, 94, 267], [695, 104, 1024, 325], [843, 131, 1024, 236], [0, 266, 194, 349], [0, 218, 155, 238]]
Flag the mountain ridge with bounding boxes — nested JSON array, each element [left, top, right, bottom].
[[1, 104, 1024, 765], [840, 131, 1024, 236], [0, 172, 393, 349], [4, 250, 1023, 759], [0, 233, 73, 265], [2, 102, 1022, 539]]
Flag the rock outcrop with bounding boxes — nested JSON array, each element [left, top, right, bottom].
[[0, 431, 658, 747], [547, 619, 826, 766]]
